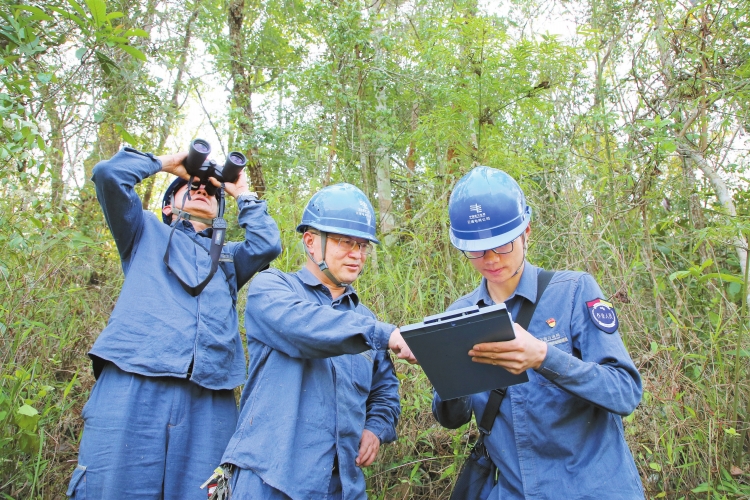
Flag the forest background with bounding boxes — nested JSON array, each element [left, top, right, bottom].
[[1, 0, 750, 497]]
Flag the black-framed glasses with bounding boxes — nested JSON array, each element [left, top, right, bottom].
[[462, 240, 514, 259], [309, 231, 373, 256]]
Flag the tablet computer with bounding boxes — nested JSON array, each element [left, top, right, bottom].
[[401, 303, 529, 400]]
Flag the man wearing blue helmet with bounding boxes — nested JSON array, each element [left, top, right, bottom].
[[67, 147, 282, 499], [219, 183, 417, 499], [433, 167, 644, 499]]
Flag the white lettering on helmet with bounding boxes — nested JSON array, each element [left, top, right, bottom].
[[356, 200, 372, 226], [470, 203, 482, 213]]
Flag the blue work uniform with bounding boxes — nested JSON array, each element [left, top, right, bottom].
[[67, 148, 282, 499], [221, 267, 401, 499], [433, 262, 645, 500]]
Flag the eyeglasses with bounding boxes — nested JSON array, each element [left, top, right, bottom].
[[188, 180, 207, 191], [462, 240, 514, 259], [309, 231, 373, 256]]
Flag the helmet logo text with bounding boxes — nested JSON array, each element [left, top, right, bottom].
[[468, 203, 490, 224], [357, 200, 372, 226]]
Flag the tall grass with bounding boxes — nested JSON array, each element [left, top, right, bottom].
[[1, 176, 749, 498]]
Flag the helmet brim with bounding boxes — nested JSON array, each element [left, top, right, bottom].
[[449, 206, 531, 252]]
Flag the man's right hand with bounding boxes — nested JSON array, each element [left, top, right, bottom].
[[157, 151, 189, 179], [388, 328, 418, 364]]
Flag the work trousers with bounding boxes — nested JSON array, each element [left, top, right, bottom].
[[67, 363, 237, 499]]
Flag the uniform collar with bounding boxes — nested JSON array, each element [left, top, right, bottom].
[[296, 266, 360, 306], [476, 261, 538, 306], [174, 219, 213, 238]]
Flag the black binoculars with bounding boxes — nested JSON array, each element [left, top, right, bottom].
[[184, 139, 247, 195]]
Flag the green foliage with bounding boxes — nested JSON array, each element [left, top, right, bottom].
[[3, 0, 750, 497]]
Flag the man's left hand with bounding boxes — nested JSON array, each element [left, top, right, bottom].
[[209, 170, 251, 199], [468, 323, 548, 374], [355, 429, 380, 467]]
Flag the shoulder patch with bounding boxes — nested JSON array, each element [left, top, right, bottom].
[[586, 298, 618, 334]]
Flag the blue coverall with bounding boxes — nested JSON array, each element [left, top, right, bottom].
[[434, 262, 645, 499], [221, 267, 401, 499], [66, 148, 281, 499]]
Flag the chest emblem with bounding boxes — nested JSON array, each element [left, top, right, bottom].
[[546, 318, 556, 328], [586, 298, 618, 334]]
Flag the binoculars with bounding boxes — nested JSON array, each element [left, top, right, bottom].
[[184, 139, 247, 195]]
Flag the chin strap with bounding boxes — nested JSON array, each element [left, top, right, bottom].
[[163, 185, 227, 297], [510, 234, 528, 278], [303, 231, 352, 288]]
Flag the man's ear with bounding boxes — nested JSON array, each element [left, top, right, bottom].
[[162, 205, 173, 219], [303, 232, 317, 259]]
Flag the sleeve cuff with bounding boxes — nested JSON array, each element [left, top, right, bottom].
[[536, 344, 572, 382], [365, 419, 395, 444], [372, 321, 395, 351], [236, 191, 259, 205]]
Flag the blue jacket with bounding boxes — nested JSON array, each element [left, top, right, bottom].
[[433, 263, 645, 499], [222, 267, 401, 499], [89, 148, 281, 390]]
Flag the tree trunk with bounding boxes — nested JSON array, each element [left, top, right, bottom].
[[325, 101, 340, 186], [355, 44, 370, 199], [678, 143, 749, 308], [142, 6, 200, 209], [228, 0, 267, 197]]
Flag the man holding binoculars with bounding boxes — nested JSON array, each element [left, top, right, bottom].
[[66, 142, 282, 500]]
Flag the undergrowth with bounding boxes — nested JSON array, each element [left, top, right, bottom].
[[1, 182, 750, 499]]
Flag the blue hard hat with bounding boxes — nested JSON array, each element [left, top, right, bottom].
[[296, 183, 380, 244], [162, 177, 188, 224], [448, 166, 531, 252], [161, 176, 219, 224]]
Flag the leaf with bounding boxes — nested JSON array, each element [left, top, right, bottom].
[[75, 47, 86, 60], [649, 462, 662, 472], [119, 44, 147, 62], [692, 483, 712, 493], [698, 272, 744, 284], [116, 124, 136, 144], [661, 140, 677, 153], [17, 404, 38, 417], [63, 372, 78, 400], [106, 11, 124, 21], [48, 6, 87, 31], [11, 5, 54, 22], [723, 349, 750, 357], [123, 28, 149, 38], [669, 270, 691, 281], [84, 0, 107, 28], [65, 0, 88, 21], [94, 50, 118, 75]]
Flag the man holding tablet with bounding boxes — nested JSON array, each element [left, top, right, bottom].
[[433, 166, 645, 499]]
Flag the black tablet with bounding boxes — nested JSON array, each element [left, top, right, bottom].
[[401, 303, 529, 400]]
